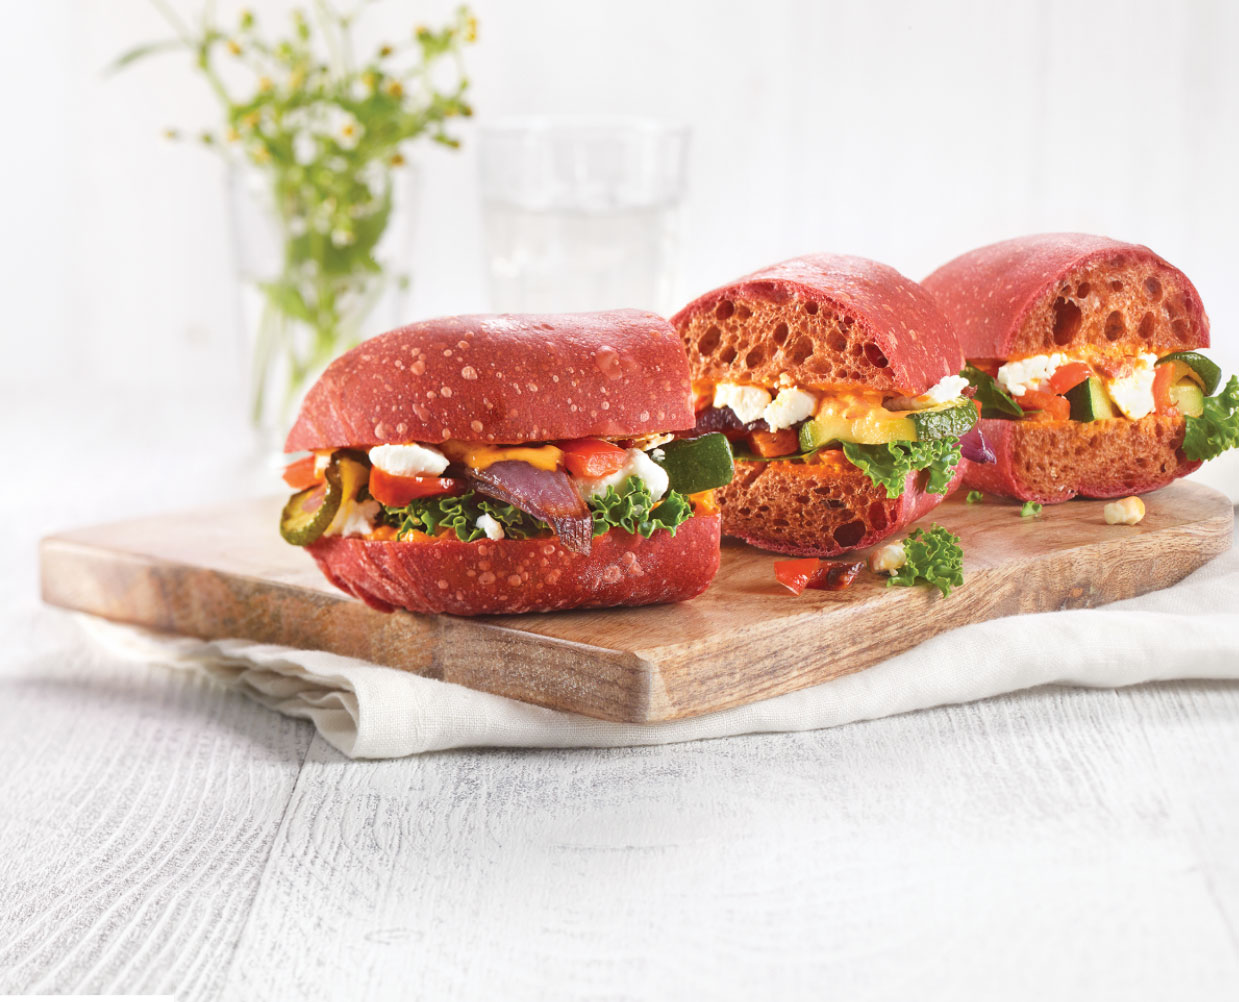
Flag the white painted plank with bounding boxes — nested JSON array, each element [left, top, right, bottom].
[[222, 681, 1239, 1002], [0, 641, 314, 998]]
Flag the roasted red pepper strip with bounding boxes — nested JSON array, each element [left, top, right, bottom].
[[1152, 362, 1176, 415], [1016, 388, 1070, 421], [810, 560, 865, 591], [1047, 361, 1091, 395], [369, 468, 465, 507], [282, 455, 323, 490], [774, 558, 821, 595], [775, 558, 865, 595], [749, 429, 799, 457], [559, 437, 628, 478]]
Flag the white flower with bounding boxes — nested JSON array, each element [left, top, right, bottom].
[[321, 107, 363, 151], [293, 132, 317, 166]]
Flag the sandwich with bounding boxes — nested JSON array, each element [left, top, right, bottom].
[[278, 310, 735, 615], [923, 233, 1239, 503], [671, 254, 975, 556]]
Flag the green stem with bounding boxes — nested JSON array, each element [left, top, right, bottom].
[[149, 0, 194, 43]]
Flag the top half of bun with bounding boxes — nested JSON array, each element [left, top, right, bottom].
[[671, 254, 964, 397], [922, 233, 1209, 361], [284, 310, 694, 453]]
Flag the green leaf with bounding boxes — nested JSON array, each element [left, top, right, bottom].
[[1020, 501, 1042, 518], [841, 439, 962, 499], [966, 490, 984, 504], [588, 476, 692, 538], [1182, 374, 1239, 462], [258, 280, 314, 325], [382, 477, 694, 544], [106, 38, 186, 74], [383, 492, 546, 542], [886, 525, 964, 597], [963, 365, 1023, 419]]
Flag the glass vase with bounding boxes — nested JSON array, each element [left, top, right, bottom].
[[226, 163, 418, 454]]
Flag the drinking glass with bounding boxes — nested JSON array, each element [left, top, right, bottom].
[[478, 117, 689, 315]]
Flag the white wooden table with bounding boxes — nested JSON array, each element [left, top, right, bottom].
[[3, 386, 1238, 1000]]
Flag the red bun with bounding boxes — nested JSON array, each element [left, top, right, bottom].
[[717, 459, 965, 557], [922, 233, 1209, 359], [285, 309, 693, 453], [962, 416, 1201, 503], [672, 253, 963, 395], [307, 515, 722, 615]]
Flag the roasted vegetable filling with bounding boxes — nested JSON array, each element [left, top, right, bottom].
[[690, 375, 977, 499], [962, 350, 1239, 462], [280, 432, 735, 552]]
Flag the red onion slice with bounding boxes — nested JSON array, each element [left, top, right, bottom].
[[469, 460, 594, 554], [960, 426, 995, 464]]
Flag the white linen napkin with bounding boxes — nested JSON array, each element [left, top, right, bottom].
[[78, 501, 1239, 758]]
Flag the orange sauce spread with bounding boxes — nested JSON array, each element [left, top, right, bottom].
[[441, 440, 563, 471], [697, 381, 900, 421]]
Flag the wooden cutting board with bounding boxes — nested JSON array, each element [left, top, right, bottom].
[[40, 482, 1232, 723]]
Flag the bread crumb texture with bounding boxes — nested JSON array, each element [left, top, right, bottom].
[[717, 459, 922, 556], [1012, 415, 1189, 499], [1012, 255, 1204, 357], [673, 254, 962, 396]]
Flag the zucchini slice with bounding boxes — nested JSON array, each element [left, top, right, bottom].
[[907, 400, 978, 441], [1065, 376, 1116, 421], [652, 433, 735, 494], [1169, 381, 1205, 418], [798, 410, 915, 449], [1157, 351, 1221, 396]]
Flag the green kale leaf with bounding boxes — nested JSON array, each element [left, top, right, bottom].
[[589, 476, 693, 538], [842, 439, 962, 499], [383, 492, 547, 542], [1182, 375, 1239, 462], [886, 524, 965, 597], [382, 476, 694, 543]]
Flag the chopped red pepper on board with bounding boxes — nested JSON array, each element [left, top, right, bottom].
[[774, 558, 865, 595]]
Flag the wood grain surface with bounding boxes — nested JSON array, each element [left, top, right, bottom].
[[39, 482, 1233, 724], [5, 677, 1238, 1000]]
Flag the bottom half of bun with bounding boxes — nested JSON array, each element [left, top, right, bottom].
[[961, 416, 1200, 503], [715, 458, 963, 557], [306, 514, 721, 615]]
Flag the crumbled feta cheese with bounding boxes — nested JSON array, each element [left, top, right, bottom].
[[475, 513, 505, 540], [887, 374, 972, 411], [576, 448, 669, 501], [329, 498, 380, 537], [1104, 496, 1146, 526], [762, 386, 818, 430], [368, 442, 449, 477], [713, 382, 772, 424], [996, 354, 1071, 398], [1102, 353, 1159, 420], [919, 374, 971, 406]]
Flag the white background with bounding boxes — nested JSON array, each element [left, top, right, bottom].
[[4, 0, 1237, 404]]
